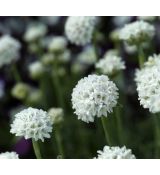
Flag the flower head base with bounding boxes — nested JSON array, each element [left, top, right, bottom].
[[10, 107, 53, 142], [65, 16, 97, 46], [48, 107, 64, 124], [95, 53, 125, 76], [135, 54, 160, 113], [95, 145, 136, 159], [24, 23, 47, 42], [0, 152, 19, 159], [119, 21, 155, 45], [71, 75, 119, 123], [0, 35, 21, 67]]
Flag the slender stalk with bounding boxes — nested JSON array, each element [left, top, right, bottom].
[[101, 117, 111, 146], [115, 106, 124, 145], [12, 64, 21, 82], [55, 126, 64, 158], [137, 45, 145, 68], [32, 139, 42, 159], [52, 60, 65, 109]]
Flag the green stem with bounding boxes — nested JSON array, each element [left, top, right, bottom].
[[115, 106, 124, 145], [101, 117, 111, 146], [32, 139, 42, 159], [52, 60, 65, 109], [93, 31, 99, 59], [12, 64, 21, 82], [55, 126, 65, 158], [138, 45, 145, 68]]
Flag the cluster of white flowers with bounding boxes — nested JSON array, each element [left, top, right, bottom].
[[29, 61, 44, 79], [77, 46, 97, 64], [24, 23, 47, 42], [119, 21, 155, 45], [135, 54, 160, 113], [65, 16, 97, 46], [48, 107, 64, 124], [95, 52, 125, 76], [48, 36, 67, 52], [95, 145, 136, 159], [0, 35, 21, 67], [71, 75, 119, 123], [0, 152, 19, 159], [10, 107, 53, 142]]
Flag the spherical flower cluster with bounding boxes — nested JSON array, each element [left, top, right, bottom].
[[77, 46, 97, 64], [29, 61, 45, 79], [119, 21, 155, 45], [10, 107, 53, 142], [48, 36, 67, 53], [71, 74, 119, 123], [48, 107, 64, 124], [0, 152, 19, 159], [65, 16, 97, 46], [135, 54, 160, 113], [24, 23, 47, 42], [94, 145, 136, 159], [95, 53, 125, 76], [0, 35, 21, 67]]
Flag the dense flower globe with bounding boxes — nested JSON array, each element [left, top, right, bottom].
[[24, 23, 47, 42], [71, 75, 119, 123], [95, 53, 125, 76], [65, 16, 97, 46], [10, 107, 53, 142], [119, 21, 155, 45], [0, 35, 21, 67], [0, 152, 19, 159], [135, 54, 160, 113], [95, 145, 136, 159]]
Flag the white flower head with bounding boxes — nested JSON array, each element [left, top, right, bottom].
[[135, 54, 160, 113], [65, 16, 97, 46], [119, 21, 155, 45], [24, 23, 47, 42], [71, 74, 119, 123], [0, 152, 19, 159], [95, 53, 125, 76], [0, 35, 21, 67], [10, 107, 53, 142], [77, 46, 97, 64], [48, 36, 67, 53], [48, 107, 64, 124], [95, 145, 136, 159]]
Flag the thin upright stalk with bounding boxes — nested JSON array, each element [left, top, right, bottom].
[[137, 45, 145, 68], [32, 139, 42, 159], [55, 126, 65, 158], [101, 117, 111, 146], [12, 64, 21, 82]]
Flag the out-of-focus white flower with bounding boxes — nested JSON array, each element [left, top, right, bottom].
[[0, 152, 19, 159], [0, 35, 21, 67], [113, 16, 132, 27], [110, 29, 121, 42], [71, 74, 119, 123], [95, 145, 136, 159], [48, 36, 67, 52], [48, 107, 64, 124], [39, 16, 60, 26], [10, 107, 53, 142], [57, 49, 71, 63], [29, 61, 45, 79], [12, 82, 30, 100], [24, 23, 47, 42], [42, 53, 55, 65], [137, 16, 156, 21], [119, 21, 155, 45], [77, 46, 97, 64], [95, 53, 125, 76], [135, 54, 160, 113], [65, 16, 97, 46]]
